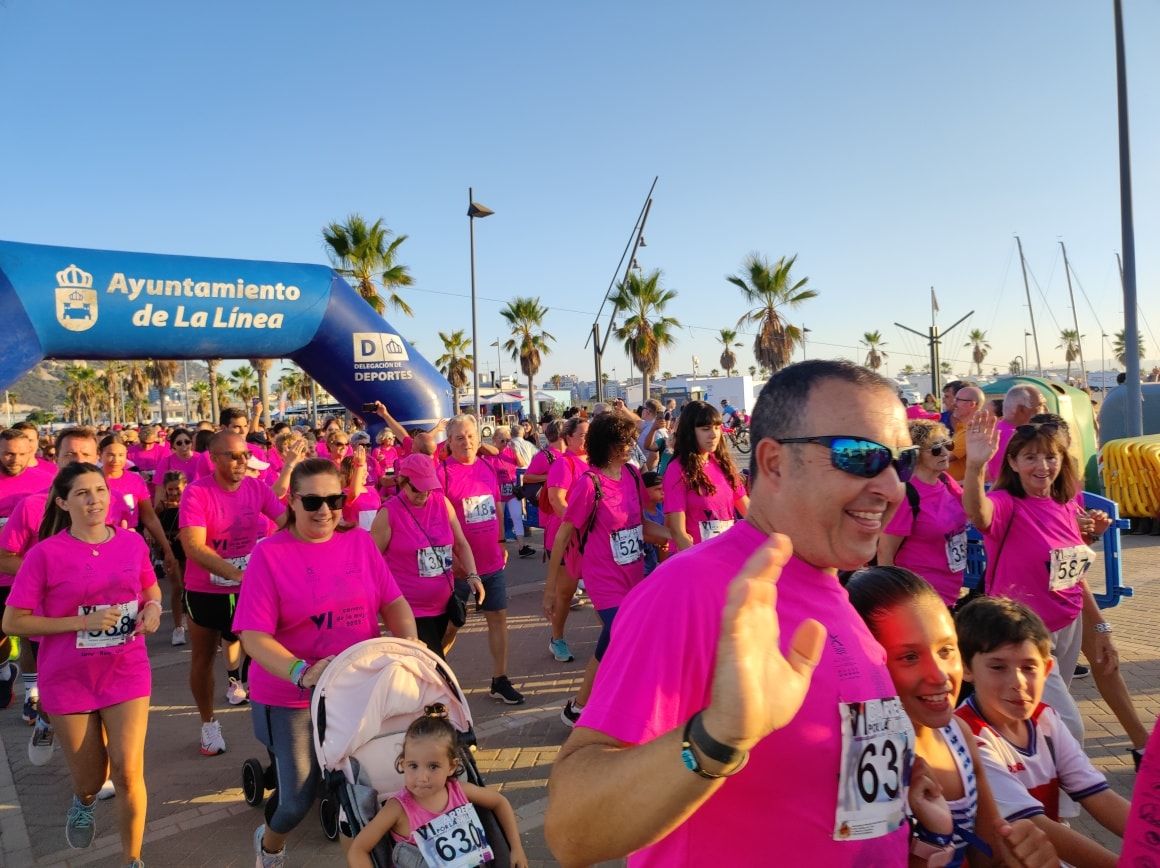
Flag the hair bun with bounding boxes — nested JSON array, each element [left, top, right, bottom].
[[424, 703, 448, 719]]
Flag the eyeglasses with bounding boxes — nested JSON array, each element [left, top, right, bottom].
[[213, 451, 250, 463], [296, 493, 347, 512], [927, 440, 953, 457], [173, 439, 192, 446], [776, 436, 919, 482], [953, 396, 979, 405]]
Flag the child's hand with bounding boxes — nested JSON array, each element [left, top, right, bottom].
[[508, 844, 528, 868], [995, 818, 1059, 868], [908, 756, 952, 836]]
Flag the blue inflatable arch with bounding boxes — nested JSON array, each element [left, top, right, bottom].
[[0, 240, 452, 426]]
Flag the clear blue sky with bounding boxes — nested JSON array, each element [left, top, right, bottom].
[[1, 1, 1157, 384]]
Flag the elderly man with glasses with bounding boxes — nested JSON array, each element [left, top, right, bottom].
[[947, 385, 985, 481]]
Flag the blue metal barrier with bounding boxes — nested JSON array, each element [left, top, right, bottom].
[[958, 492, 1133, 609]]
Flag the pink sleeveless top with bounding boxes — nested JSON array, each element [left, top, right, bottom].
[[390, 778, 470, 845]]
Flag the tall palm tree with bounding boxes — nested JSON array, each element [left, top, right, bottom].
[[322, 214, 414, 316], [1057, 329, 1081, 381], [205, 358, 222, 423], [900, 364, 916, 376], [717, 328, 742, 377], [550, 374, 563, 390], [435, 330, 473, 413], [101, 362, 126, 426], [499, 297, 554, 425], [1113, 329, 1146, 367], [249, 358, 273, 426], [227, 365, 257, 405], [1009, 358, 1023, 375], [964, 329, 991, 376], [609, 269, 680, 401], [730, 254, 816, 373], [146, 360, 179, 425], [64, 364, 101, 426], [860, 331, 888, 372], [126, 362, 150, 424], [190, 382, 212, 420]]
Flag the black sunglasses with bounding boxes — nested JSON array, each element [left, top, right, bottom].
[[296, 493, 347, 512], [927, 440, 953, 457], [776, 436, 919, 482]]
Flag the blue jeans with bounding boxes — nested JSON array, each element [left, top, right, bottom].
[[252, 702, 318, 835]]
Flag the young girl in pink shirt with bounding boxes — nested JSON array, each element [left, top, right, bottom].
[[348, 705, 527, 868], [1, 463, 161, 866]]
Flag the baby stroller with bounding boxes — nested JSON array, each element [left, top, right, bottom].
[[312, 637, 512, 867]]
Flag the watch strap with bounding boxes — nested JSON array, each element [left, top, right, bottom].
[[680, 714, 748, 779]]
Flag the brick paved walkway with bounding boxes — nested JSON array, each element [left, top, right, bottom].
[[1, 529, 1156, 866]]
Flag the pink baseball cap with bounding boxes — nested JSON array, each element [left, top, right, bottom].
[[398, 453, 440, 492]]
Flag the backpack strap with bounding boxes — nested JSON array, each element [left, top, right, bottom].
[[575, 471, 604, 555], [905, 481, 921, 520]]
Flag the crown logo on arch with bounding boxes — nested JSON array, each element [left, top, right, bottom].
[[55, 263, 98, 332]]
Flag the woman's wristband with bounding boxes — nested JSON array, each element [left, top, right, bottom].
[[288, 658, 308, 686], [142, 600, 162, 611]]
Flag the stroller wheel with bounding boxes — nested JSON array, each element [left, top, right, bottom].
[[319, 796, 340, 841], [242, 758, 265, 807]]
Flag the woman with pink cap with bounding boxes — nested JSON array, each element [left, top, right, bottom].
[[371, 453, 485, 657]]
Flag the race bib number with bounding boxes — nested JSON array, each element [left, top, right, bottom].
[[699, 519, 734, 540], [417, 545, 453, 578], [210, 554, 250, 587], [945, 529, 967, 574], [462, 494, 496, 525], [357, 510, 377, 531], [610, 525, 644, 565], [413, 802, 493, 868], [1049, 545, 1094, 592], [76, 601, 138, 649], [500, 482, 514, 497], [834, 697, 912, 842]]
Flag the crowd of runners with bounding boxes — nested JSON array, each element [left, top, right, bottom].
[[0, 363, 1158, 866]]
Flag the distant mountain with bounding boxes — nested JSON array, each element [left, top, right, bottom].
[[4, 360, 211, 416]]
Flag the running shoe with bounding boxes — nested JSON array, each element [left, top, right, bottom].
[[22, 691, 39, 725], [254, 823, 287, 867], [29, 716, 54, 765], [170, 626, 187, 646], [199, 719, 227, 756], [504, 534, 518, 542], [518, 545, 536, 559], [1073, 664, 1090, 679], [569, 593, 585, 611], [127, 861, 144, 868], [0, 661, 17, 710], [226, 677, 249, 705], [488, 675, 525, 705], [548, 638, 574, 663], [560, 700, 583, 728], [65, 794, 97, 849], [97, 778, 116, 801]]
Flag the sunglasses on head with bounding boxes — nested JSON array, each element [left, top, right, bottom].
[[1015, 422, 1060, 438], [776, 436, 919, 482], [296, 493, 347, 512], [927, 440, 953, 457]]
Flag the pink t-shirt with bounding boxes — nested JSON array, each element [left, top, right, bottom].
[[525, 445, 562, 480], [579, 521, 909, 866], [662, 455, 747, 545], [491, 449, 520, 503], [986, 420, 1017, 483], [7, 528, 156, 715], [545, 452, 588, 553], [127, 443, 168, 486], [437, 457, 503, 576], [0, 468, 51, 531], [105, 471, 150, 530], [0, 492, 50, 588], [342, 488, 382, 531], [390, 778, 472, 846], [155, 451, 201, 485], [178, 475, 286, 594], [983, 489, 1085, 632], [1122, 719, 1160, 863], [383, 493, 455, 617], [882, 475, 968, 606], [562, 467, 646, 610], [231, 529, 401, 708]]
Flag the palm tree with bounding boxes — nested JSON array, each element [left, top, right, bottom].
[[710, 368, 720, 377], [249, 358, 273, 426], [205, 358, 222, 423], [229, 365, 258, 405], [190, 382, 212, 419], [499, 297, 554, 425], [717, 329, 742, 376], [662, 371, 674, 381], [900, 364, 916, 376], [101, 362, 126, 426], [1009, 358, 1023, 375], [64, 364, 101, 425], [322, 214, 414, 316], [435, 330, 473, 414], [730, 253, 816, 373], [549, 374, 563, 390], [609, 269, 680, 401], [1113, 329, 1146, 367], [747, 365, 757, 378], [126, 362, 150, 424], [1057, 329, 1081, 381], [860, 331, 888, 372], [146, 360, 179, 425], [964, 329, 991, 376]]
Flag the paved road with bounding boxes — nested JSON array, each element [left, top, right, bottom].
[[1, 527, 1156, 866]]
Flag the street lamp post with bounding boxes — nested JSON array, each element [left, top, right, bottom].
[[490, 338, 502, 390], [802, 324, 811, 361], [1013, 355, 1025, 375], [468, 189, 494, 421], [1024, 331, 1031, 372]]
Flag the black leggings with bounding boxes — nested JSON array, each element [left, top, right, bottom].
[[415, 614, 450, 659]]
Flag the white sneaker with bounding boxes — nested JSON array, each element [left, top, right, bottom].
[[199, 719, 226, 756], [170, 626, 187, 646], [28, 716, 54, 765], [97, 778, 116, 800], [226, 677, 249, 706]]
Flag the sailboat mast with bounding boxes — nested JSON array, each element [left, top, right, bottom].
[[1059, 241, 1087, 385], [1015, 235, 1043, 375]]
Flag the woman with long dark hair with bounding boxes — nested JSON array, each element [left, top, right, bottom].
[[662, 400, 748, 551], [2, 463, 161, 864]]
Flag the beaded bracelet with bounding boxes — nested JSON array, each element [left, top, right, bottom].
[[288, 659, 308, 686]]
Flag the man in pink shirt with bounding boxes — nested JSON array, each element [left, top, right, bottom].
[[546, 360, 917, 867], [127, 423, 168, 488], [986, 385, 1047, 483]]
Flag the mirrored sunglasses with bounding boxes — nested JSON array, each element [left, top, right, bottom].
[[776, 435, 919, 482]]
